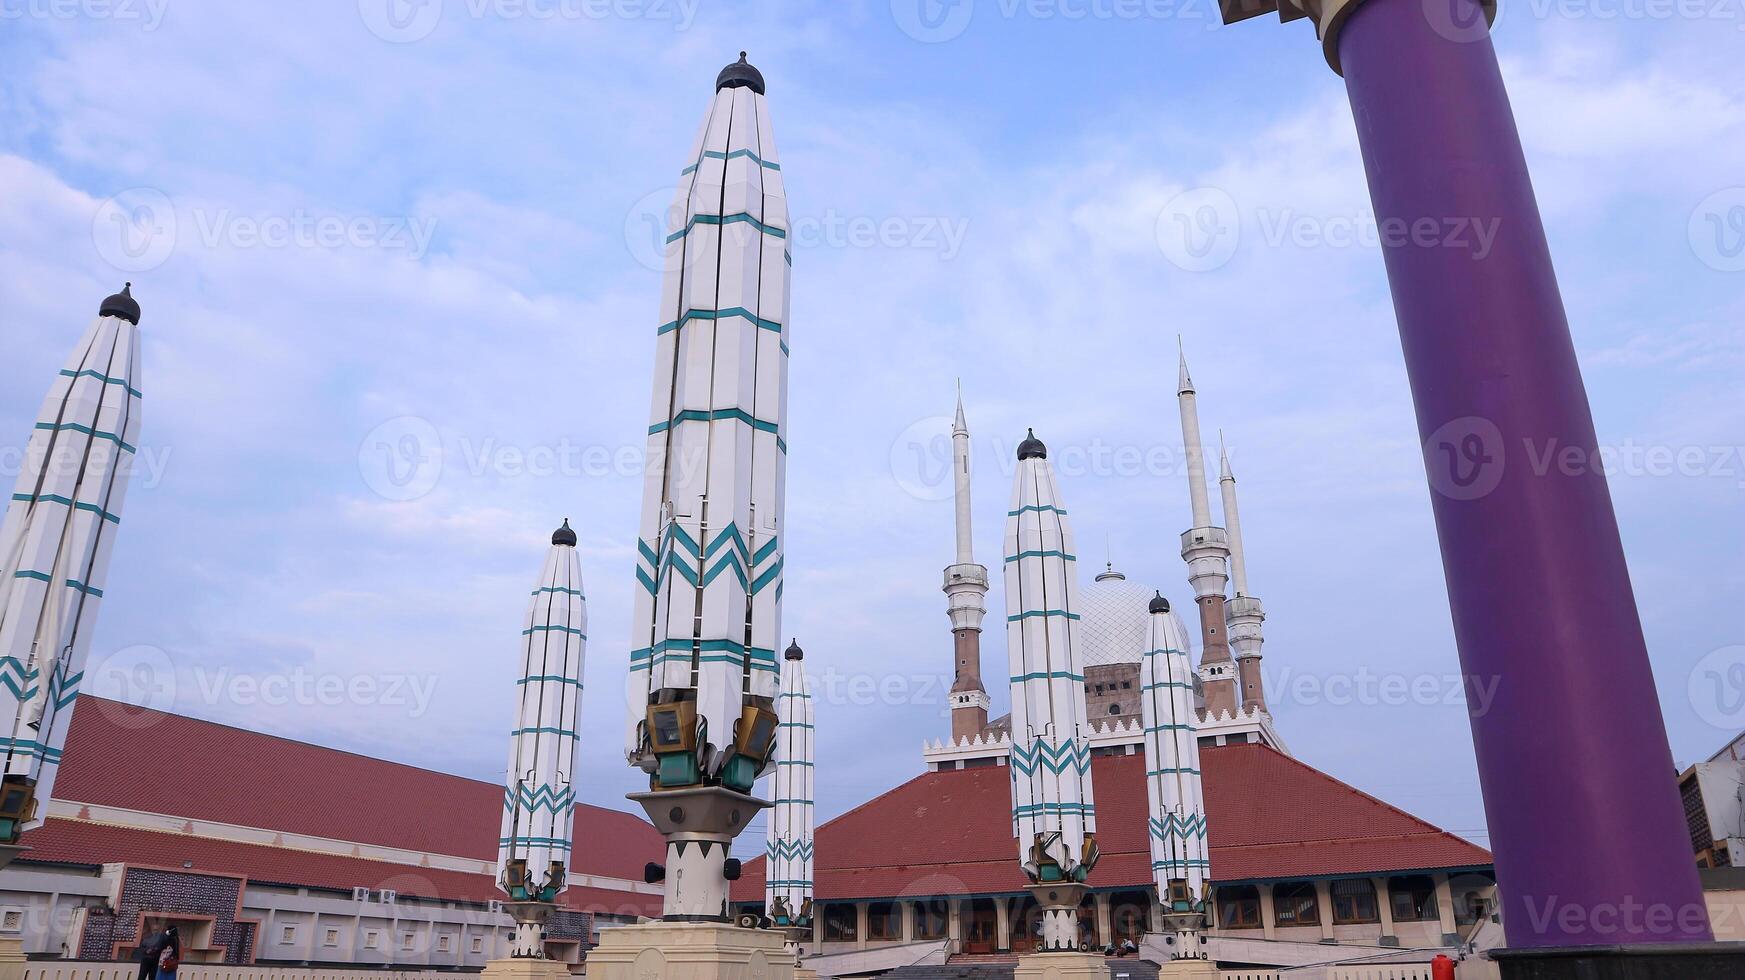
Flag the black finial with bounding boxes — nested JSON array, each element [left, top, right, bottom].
[[1149, 590, 1171, 614], [1016, 428, 1047, 460], [551, 519, 577, 547], [99, 282, 140, 325], [784, 637, 804, 661], [716, 51, 766, 95]]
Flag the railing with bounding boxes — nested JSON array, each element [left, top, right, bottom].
[[21, 965, 476, 980]]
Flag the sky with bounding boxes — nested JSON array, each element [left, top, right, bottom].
[[1, 1, 1742, 860]]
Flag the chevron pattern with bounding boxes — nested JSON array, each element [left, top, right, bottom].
[[633, 524, 781, 598], [1008, 736, 1092, 777], [505, 783, 576, 814], [766, 837, 814, 862], [1148, 812, 1209, 841]]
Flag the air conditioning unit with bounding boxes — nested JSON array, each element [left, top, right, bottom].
[[380, 889, 398, 903], [352, 887, 371, 902], [487, 900, 503, 914]]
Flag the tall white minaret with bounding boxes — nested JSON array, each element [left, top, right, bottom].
[[1220, 440, 1268, 712], [1005, 429, 1100, 957], [944, 387, 990, 741], [1140, 592, 1211, 961], [0, 284, 142, 843], [496, 520, 586, 956], [1176, 347, 1237, 718], [622, 52, 790, 923]]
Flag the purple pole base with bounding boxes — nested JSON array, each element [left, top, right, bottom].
[[1336, 0, 1713, 950]]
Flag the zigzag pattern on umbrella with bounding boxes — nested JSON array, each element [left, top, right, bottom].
[[0, 658, 82, 710], [633, 524, 780, 596], [1009, 736, 1093, 776], [766, 837, 815, 862], [1148, 812, 1209, 841], [503, 783, 576, 814]]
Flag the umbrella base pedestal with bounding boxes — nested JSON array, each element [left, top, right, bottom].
[[1014, 951, 1106, 980], [1152, 960, 1218, 979], [588, 921, 794, 980], [480, 956, 570, 980], [1491, 943, 1745, 979]]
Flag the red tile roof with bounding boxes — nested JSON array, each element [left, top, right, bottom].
[[731, 744, 1490, 902], [21, 819, 661, 917], [28, 696, 663, 911]]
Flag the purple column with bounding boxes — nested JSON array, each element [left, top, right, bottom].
[[1337, 0, 1710, 948]]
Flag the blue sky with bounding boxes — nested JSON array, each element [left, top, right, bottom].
[[1, 1, 1742, 858]]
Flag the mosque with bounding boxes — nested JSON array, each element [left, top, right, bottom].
[[0, 53, 1501, 977]]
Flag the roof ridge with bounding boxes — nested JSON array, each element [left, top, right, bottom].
[[47, 815, 466, 872]]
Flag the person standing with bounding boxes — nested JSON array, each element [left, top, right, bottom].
[[135, 927, 168, 980], [155, 927, 180, 980]]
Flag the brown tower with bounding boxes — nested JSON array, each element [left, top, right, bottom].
[[944, 391, 991, 740]]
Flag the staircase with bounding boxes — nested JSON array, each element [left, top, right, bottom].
[[878, 955, 1159, 980]]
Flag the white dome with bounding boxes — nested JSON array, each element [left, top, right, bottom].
[[1076, 566, 1160, 667]]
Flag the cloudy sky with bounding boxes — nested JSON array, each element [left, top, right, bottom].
[[2, 1, 1742, 857]]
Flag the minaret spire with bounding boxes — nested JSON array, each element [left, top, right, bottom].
[[1004, 429, 1100, 959], [1220, 440, 1269, 713], [1175, 344, 1237, 718], [0, 285, 143, 842], [944, 389, 990, 741], [1140, 592, 1212, 961]]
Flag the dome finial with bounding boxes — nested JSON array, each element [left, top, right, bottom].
[[1149, 590, 1171, 614], [1016, 427, 1047, 460], [551, 518, 577, 547], [784, 637, 804, 661], [716, 51, 765, 94], [99, 282, 140, 325]]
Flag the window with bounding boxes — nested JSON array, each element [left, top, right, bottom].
[[1273, 882, 1319, 926], [280, 926, 296, 944], [1331, 879, 1379, 924], [822, 904, 857, 942], [0, 910, 21, 933], [402, 934, 416, 951], [365, 931, 380, 950], [472, 938, 484, 954], [1216, 885, 1261, 929], [1107, 703, 1121, 715], [437, 936, 452, 953], [323, 929, 339, 947], [913, 900, 948, 940], [1450, 872, 1496, 925], [1122, 681, 1132, 690], [867, 901, 902, 941], [1389, 876, 1439, 922]]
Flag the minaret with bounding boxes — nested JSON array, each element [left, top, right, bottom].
[[1139, 593, 1212, 968], [943, 388, 990, 741], [1176, 348, 1237, 718], [0, 284, 142, 843], [1219, 441, 1267, 713], [1005, 430, 1101, 964], [766, 639, 815, 940], [621, 52, 789, 922], [496, 520, 586, 957]]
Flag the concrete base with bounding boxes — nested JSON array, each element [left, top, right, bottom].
[[480, 955, 572, 980], [1490, 942, 1745, 979], [794, 969, 820, 980], [1152, 960, 1219, 979], [1013, 951, 1108, 980], [588, 921, 794, 980]]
